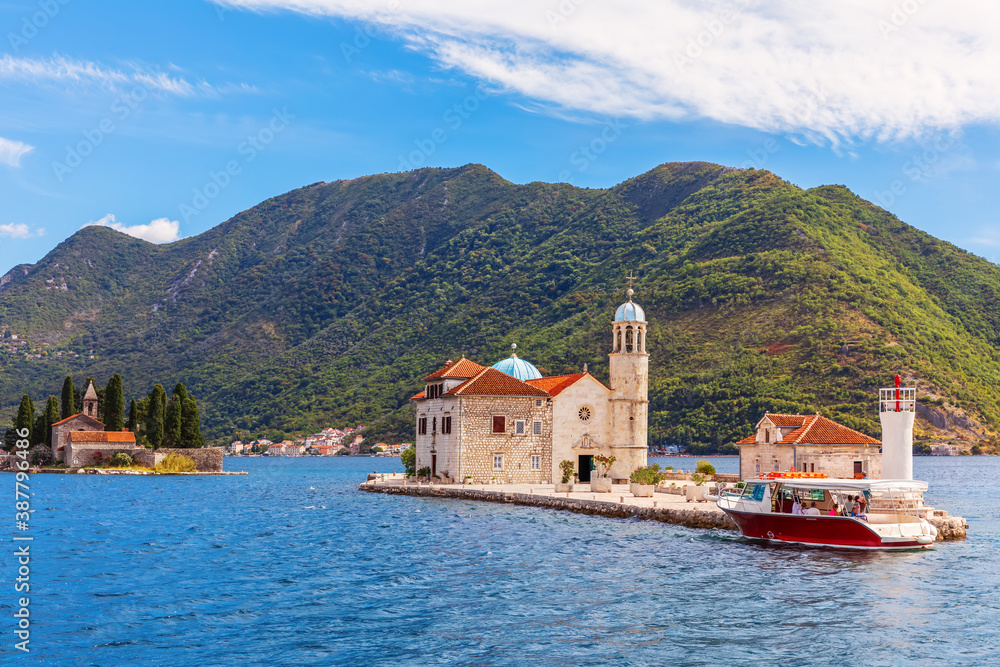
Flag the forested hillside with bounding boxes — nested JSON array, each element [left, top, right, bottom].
[[2, 162, 999, 452]]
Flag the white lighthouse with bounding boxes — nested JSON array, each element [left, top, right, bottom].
[[879, 374, 916, 480]]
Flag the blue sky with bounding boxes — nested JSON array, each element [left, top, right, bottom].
[[2, 0, 1000, 275]]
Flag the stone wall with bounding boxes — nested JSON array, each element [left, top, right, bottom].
[[65, 444, 146, 468], [738, 443, 881, 479], [550, 375, 610, 481], [0, 455, 15, 472], [133, 448, 224, 472], [455, 395, 552, 484]]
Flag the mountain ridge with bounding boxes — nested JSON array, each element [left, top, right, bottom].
[[2, 161, 998, 452]]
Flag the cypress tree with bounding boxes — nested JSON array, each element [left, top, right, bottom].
[[61, 376, 76, 419], [15, 395, 34, 445], [104, 374, 125, 432], [127, 398, 138, 434], [173, 383, 189, 403], [164, 395, 182, 448], [145, 385, 166, 450], [180, 395, 204, 448], [43, 396, 60, 448]]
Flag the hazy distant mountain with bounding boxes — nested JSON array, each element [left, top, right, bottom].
[[2, 162, 998, 450]]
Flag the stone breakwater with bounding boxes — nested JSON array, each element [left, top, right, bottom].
[[360, 481, 967, 541]]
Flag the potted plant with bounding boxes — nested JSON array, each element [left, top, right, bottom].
[[686, 473, 708, 502], [591, 454, 615, 493], [629, 464, 664, 497], [463, 475, 473, 485], [555, 459, 575, 492]]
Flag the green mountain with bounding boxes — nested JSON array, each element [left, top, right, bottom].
[[2, 162, 999, 452]]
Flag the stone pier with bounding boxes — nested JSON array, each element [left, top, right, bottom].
[[360, 475, 967, 541]]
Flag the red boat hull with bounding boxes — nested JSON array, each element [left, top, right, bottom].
[[722, 510, 931, 550]]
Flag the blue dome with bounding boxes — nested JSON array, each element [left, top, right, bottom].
[[614, 300, 646, 322], [493, 355, 543, 381]]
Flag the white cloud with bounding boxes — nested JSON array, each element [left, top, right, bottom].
[[216, 0, 1000, 144], [0, 223, 44, 238], [0, 54, 249, 97], [0, 137, 34, 167], [85, 214, 181, 243]]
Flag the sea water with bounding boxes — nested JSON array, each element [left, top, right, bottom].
[[6, 456, 998, 665]]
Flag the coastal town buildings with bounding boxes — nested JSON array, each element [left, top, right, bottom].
[[735, 413, 883, 480], [411, 286, 649, 484]]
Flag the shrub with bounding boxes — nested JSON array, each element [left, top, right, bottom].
[[559, 459, 575, 484], [108, 452, 134, 468], [417, 466, 431, 478], [630, 464, 665, 485], [695, 460, 716, 475], [401, 447, 416, 475], [93, 451, 104, 465], [593, 454, 616, 478], [155, 453, 197, 472], [692, 473, 707, 486], [28, 444, 53, 467]]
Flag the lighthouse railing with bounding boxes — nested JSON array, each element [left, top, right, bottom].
[[879, 387, 916, 413]]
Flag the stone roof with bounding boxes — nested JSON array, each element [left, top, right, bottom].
[[444, 367, 550, 398], [68, 431, 136, 444], [83, 381, 98, 401], [738, 413, 881, 446], [423, 357, 487, 380], [51, 413, 104, 428]]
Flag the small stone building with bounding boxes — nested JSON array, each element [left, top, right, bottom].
[[50, 380, 106, 463], [411, 288, 650, 483], [736, 413, 883, 480]]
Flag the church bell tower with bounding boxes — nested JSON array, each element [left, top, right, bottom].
[[608, 273, 649, 475]]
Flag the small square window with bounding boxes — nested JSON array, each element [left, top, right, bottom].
[[533, 421, 542, 435], [515, 420, 526, 435], [530, 455, 541, 471], [493, 454, 503, 470], [536, 399, 542, 407], [492, 416, 505, 433]]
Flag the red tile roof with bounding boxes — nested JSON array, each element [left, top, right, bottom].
[[51, 413, 104, 428], [444, 367, 551, 398], [526, 373, 599, 397], [68, 431, 137, 444], [739, 413, 880, 446], [423, 357, 487, 380], [410, 390, 426, 401]]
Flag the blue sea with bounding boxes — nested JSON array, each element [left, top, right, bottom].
[[5, 455, 998, 665]]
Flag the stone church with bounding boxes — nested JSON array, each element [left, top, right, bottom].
[[411, 288, 649, 484], [50, 380, 137, 466]]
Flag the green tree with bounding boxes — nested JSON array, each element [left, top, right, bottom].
[[180, 395, 204, 448], [15, 395, 34, 446], [43, 396, 60, 448], [400, 446, 416, 475], [145, 384, 167, 450], [126, 398, 138, 434], [60, 376, 76, 419], [104, 374, 125, 432], [173, 382, 189, 403], [164, 395, 182, 448]]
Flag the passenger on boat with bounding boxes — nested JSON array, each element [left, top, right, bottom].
[[803, 502, 821, 516], [856, 495, 868, 514], [791, 496, 802, 515], [828, 503, 839, 516], [845, 496, 856, 516]]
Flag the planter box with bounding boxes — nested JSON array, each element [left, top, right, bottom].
[[591, 477, 613, 493], [554, 482, 573, 493], [630, 483, 654, 497], [686, 485, 707, 502]]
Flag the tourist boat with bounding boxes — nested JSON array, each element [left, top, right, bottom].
[[716, 476, 937, 550]]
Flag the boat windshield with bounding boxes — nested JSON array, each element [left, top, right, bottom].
[[741, 483, 766, 502]]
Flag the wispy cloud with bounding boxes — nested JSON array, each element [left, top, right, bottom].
[[0, 54, 249, 97], [0, 137, 34, 167], [85, 214, 181, 243], [215, 0, 1000, 144], [0, 223, 45, 239]]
